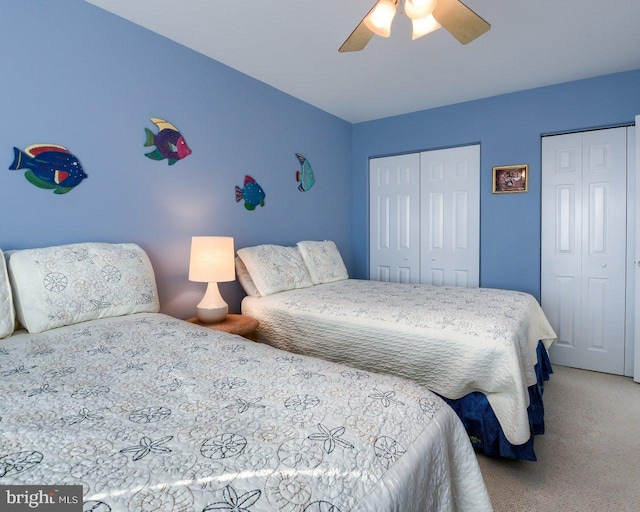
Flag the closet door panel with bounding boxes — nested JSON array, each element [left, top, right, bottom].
[[369, 154, 421, 283], [580, 128, 626, 374], [542, 133, 583, 364], [420, 145, 479, 287]]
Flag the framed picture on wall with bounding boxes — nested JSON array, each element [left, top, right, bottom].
[[492, 164, 528, 193]]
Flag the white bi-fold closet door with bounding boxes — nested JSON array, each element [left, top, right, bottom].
[[541, 126, 636, 376], [369, 145, 480, 286]]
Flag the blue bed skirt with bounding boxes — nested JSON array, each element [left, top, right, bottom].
[[441, 341, 553, 461]]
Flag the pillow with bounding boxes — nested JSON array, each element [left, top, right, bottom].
[[236, 244, 313, 297], [7, 242, 160, 333], [235, 256, 260, 297], [0, 249, 16, 338], [296, 240, 349, 285]]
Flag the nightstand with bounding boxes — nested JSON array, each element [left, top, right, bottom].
[[186, 313, 259, 340]]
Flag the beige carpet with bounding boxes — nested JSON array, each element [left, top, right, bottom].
[[476, 365, 640, 512]]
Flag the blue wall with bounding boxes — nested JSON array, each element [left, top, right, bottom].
[[0, 0, 352, 318], [3, 2, 640, 319], [351, 70, 640, 300]]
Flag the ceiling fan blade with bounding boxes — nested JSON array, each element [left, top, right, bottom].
[[339, 14, 375, 52], [432, 0, 491, 44]]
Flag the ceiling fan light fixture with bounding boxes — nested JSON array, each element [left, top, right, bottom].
[[411, 13, 441, 40], [339, 0, 489, 52], [364, 0, 397, 38], [404, 0, 437, 20]]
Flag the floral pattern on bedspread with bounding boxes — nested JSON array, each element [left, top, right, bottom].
[[276, 280, 554, 350], [242, 280, 556, 446], [0, 313, 491, 512]]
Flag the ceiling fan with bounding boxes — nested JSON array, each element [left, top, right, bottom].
[[339, 0, 490, 52]]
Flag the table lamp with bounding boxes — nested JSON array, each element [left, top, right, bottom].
[[189, 236, 235, 323]]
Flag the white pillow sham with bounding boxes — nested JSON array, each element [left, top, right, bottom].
[[8, 242, 160, 333], [235, 256, 260, 297], [0, 249, 16, 338], [236, 244, 313, 297], [296, 240, 349, 285]]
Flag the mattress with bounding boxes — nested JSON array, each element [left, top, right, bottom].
[[242, 279, 557, 446], [0, 312, 492, 512]]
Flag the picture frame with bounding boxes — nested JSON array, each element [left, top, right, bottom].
[[492, 164, 528, 194]]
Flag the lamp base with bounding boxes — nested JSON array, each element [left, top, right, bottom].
[[196, 282, 228, 324], [196, 304, 228, 324]]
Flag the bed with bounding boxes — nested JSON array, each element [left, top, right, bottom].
[[0, 241, 492, 512], [237, 241, 557, 461]]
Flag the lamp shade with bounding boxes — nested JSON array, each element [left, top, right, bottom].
[[189, 236, 235, 283]]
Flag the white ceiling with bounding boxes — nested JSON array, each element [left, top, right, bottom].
[[85, 0, 640, 123]]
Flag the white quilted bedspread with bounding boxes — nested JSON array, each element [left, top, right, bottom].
[[0, 313, 492, 512], [242, 280, 557, 445]]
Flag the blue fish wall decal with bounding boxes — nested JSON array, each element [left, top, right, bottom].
[[9, 144, 88, 194], [235, 175, 266, 211]]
